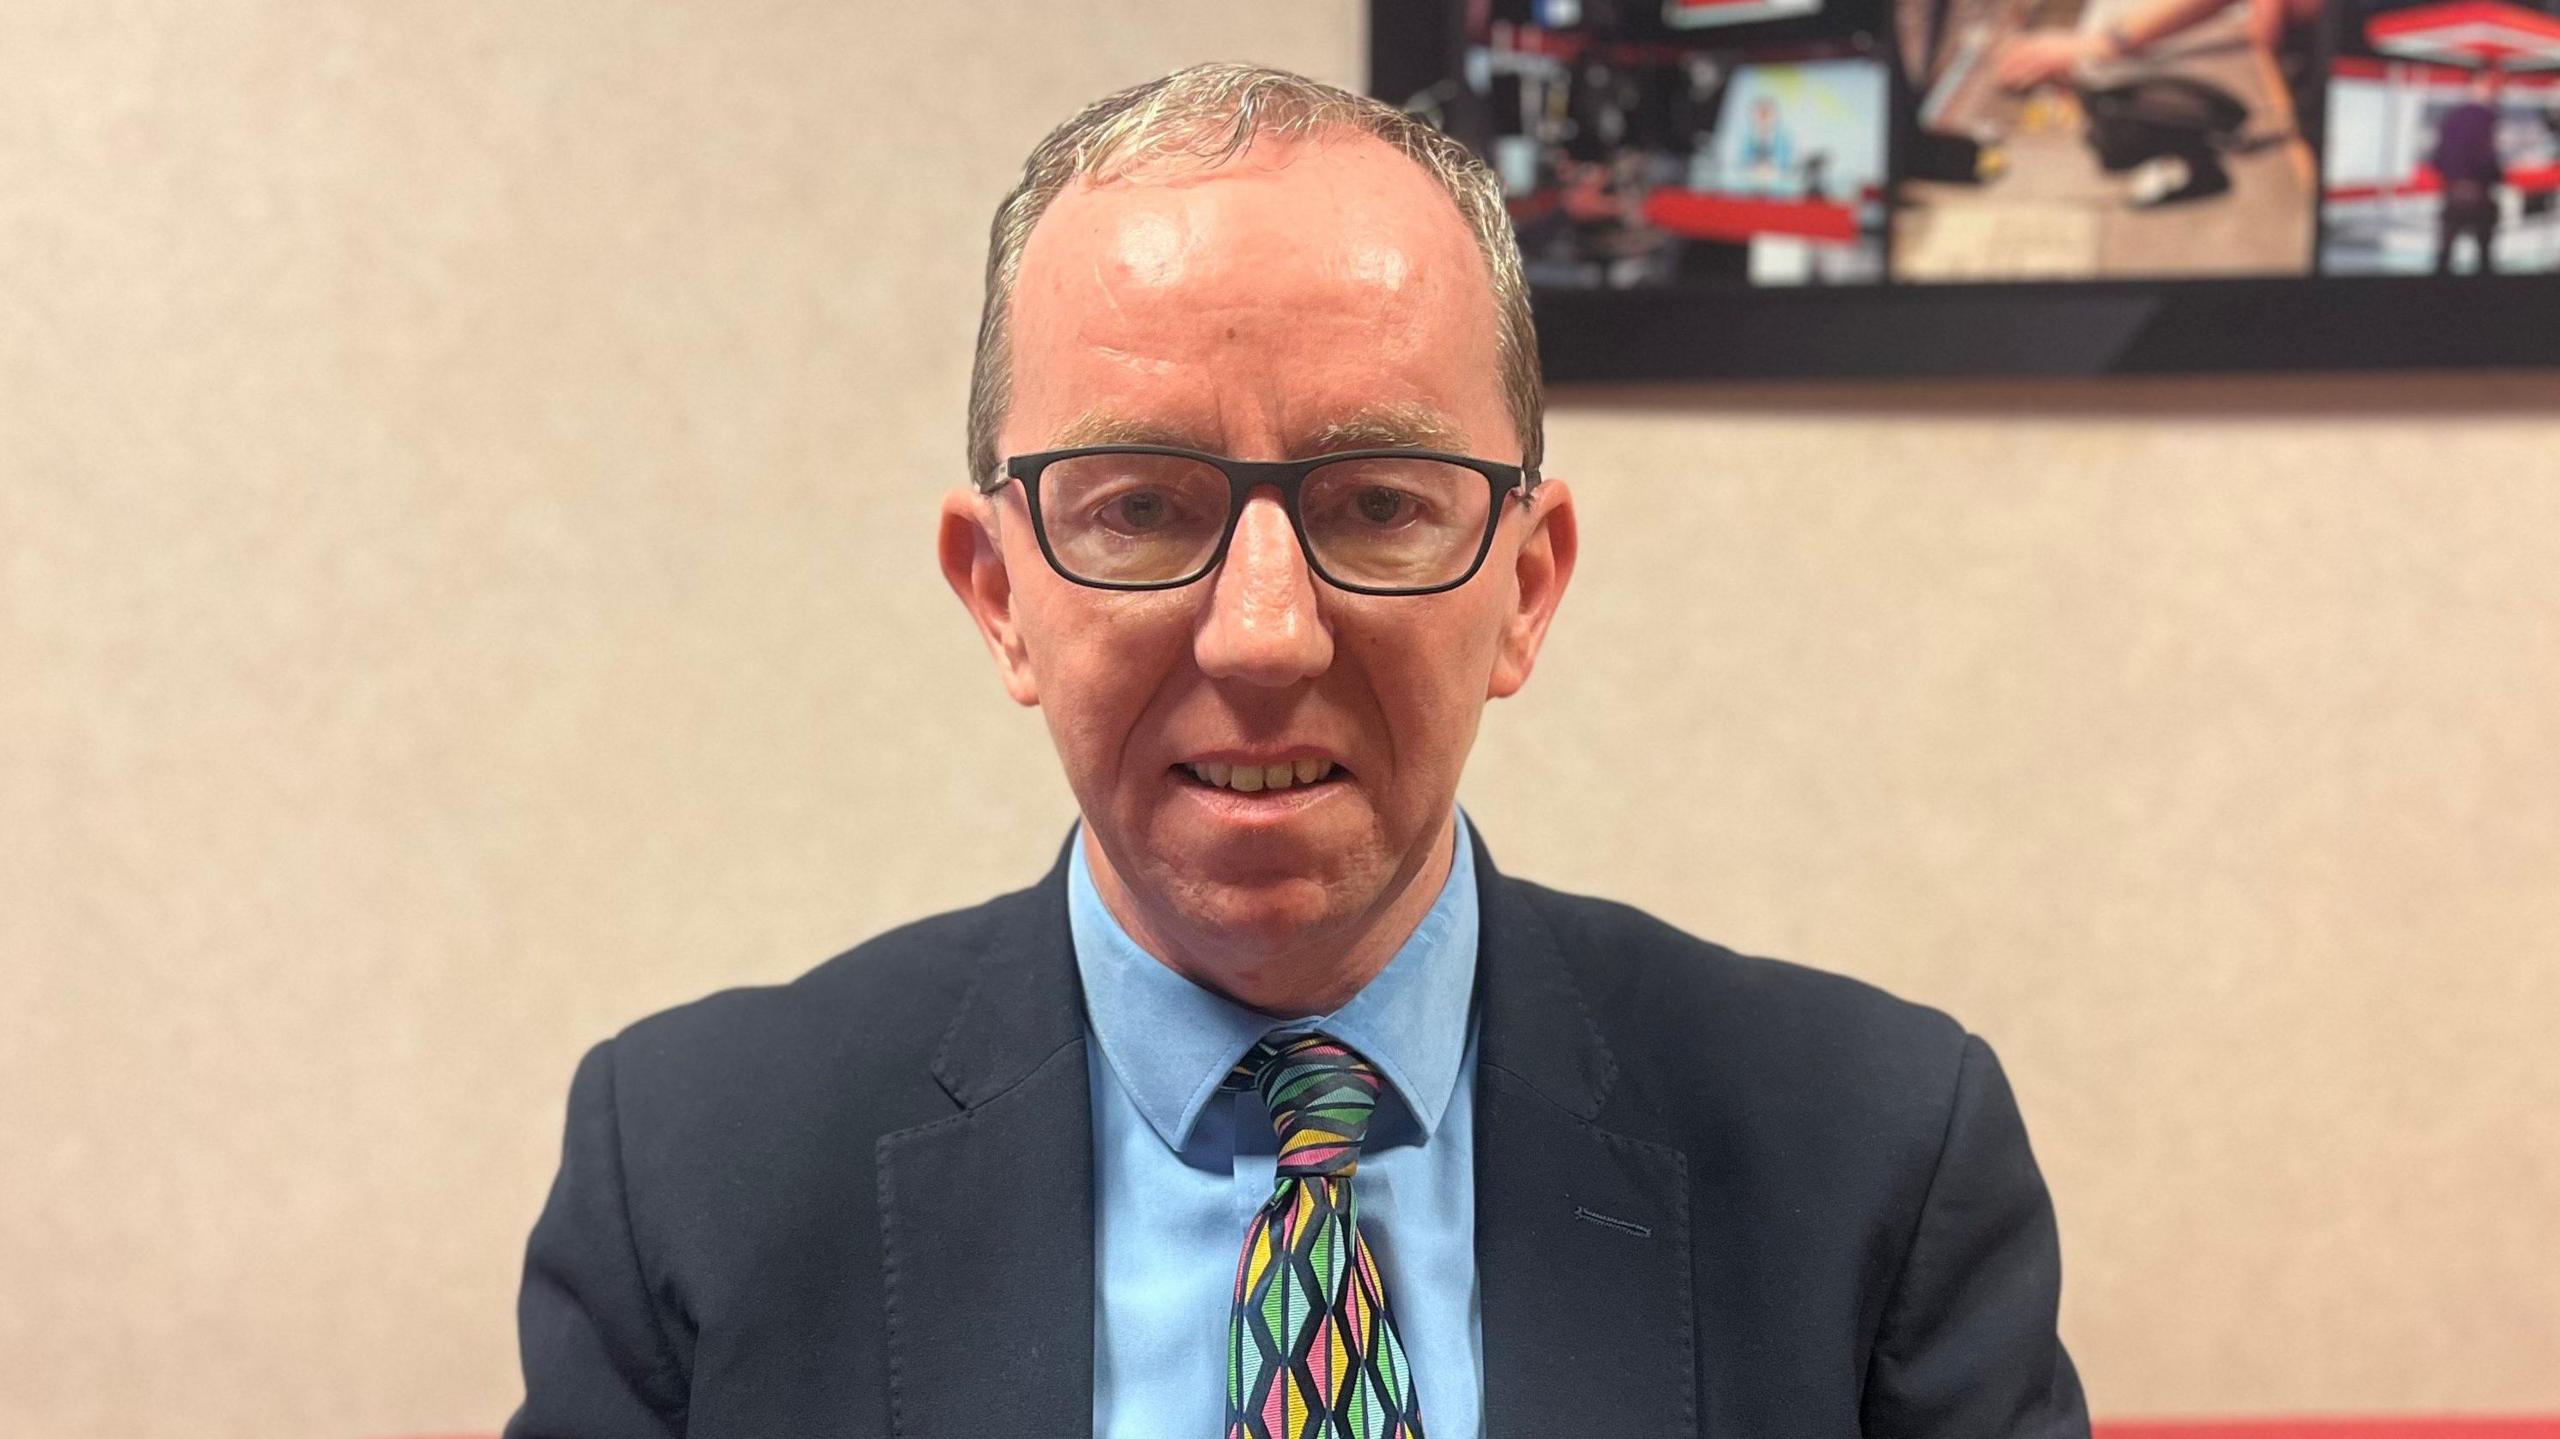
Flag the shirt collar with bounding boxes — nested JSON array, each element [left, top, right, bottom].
[[1068, 807, 1480, 1154]]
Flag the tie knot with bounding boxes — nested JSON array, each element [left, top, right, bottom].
[[1228, 1031, 1383, 1178]]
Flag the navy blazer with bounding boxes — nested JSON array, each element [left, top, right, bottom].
[[506, 826, 2088, 1438]]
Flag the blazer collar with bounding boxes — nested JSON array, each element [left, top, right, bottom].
[[1464, 823, 1698, 1438], [876, 833, 1095, 1439], [925, 831, 1086, 1111], [880, 824, 1695, 1439], [926, 822, 1615, 1118], [1466, 819, 1617, 1123]]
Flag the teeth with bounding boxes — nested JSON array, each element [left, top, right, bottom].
[[1184, 759, 1337, 793]]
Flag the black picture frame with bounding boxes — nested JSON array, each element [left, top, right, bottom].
[[1370, 0, 2560, 380]]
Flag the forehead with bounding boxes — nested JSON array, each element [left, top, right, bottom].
[[1002, 132, 1509, 459]]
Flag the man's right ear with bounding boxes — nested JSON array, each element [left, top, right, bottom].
[[937, 487, 1041, 707]]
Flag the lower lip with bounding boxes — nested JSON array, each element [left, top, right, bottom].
[[1170, 768, 1350, 823]]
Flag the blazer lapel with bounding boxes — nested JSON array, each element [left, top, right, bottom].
[[870, 827, 1699, 1438], [875, 844, 1096, 1439], [1470, 829, 1699, 1438]]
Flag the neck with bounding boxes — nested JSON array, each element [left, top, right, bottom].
[[1083, 814, 1458, 1018]]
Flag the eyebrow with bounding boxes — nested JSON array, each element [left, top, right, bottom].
[[1048, 400, 1469, 457], [1309, 404, 1469, 453]]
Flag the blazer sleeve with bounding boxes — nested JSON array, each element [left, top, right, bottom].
[[504, 1039, 691, 1439], [1860, 1034, 2089, 1439]]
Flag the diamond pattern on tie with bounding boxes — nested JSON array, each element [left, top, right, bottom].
[[1225, 1032, 1425, 1439]]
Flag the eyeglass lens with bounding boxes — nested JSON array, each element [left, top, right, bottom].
[[1038, 452, 1495, 590]]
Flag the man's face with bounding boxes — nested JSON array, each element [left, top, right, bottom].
[[941, 132, 1574, 989]]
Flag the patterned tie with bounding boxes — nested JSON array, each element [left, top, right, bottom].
[[1223, 1031, 1425, 1439]]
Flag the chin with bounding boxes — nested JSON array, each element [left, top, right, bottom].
[[1156, 863, 1347, 946]]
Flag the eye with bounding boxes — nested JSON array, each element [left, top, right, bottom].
[[1105, 488, 1174, 532], [1351, 486, 1422, 527]]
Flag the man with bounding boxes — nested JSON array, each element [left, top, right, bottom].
[[1739, 96, 1798, 195], [507, 63, 2087, 1439], [2432, 68, 2508, 276], [1994, 0, 2327, 154]]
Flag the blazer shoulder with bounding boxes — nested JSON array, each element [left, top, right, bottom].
[[594, 882, 1033, 1126], [1504, 876, 1973, 1111]]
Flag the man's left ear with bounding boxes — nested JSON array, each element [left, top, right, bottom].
[[1487, 477, 1577, 699]]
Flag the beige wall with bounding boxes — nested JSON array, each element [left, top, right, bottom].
[[4, 3, 2554, 1436]]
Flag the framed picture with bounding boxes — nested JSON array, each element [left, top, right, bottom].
[[1371, 0, 2560, 378]]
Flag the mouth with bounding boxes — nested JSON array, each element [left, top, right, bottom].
[[1171, 756, 1351, 797]]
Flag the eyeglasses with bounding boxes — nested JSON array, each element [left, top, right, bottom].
[[978, 444, 1539, 596]]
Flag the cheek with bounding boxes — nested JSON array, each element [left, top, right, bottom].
[[1017, 587, 1194, 772], [1351, 602, 1507, 777]]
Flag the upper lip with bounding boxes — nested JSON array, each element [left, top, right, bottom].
[[1175, 746, 1348, 772]]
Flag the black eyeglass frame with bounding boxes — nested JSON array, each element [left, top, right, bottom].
[[979, 444, 1541, 597]]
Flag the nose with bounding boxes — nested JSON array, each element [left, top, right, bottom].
[[1193, 487, 1334, 686]]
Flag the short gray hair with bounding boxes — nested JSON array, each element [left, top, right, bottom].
[[964, 62, 1543, 485]]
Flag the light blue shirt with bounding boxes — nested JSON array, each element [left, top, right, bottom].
[[1070, 809, 1485, 1439]]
